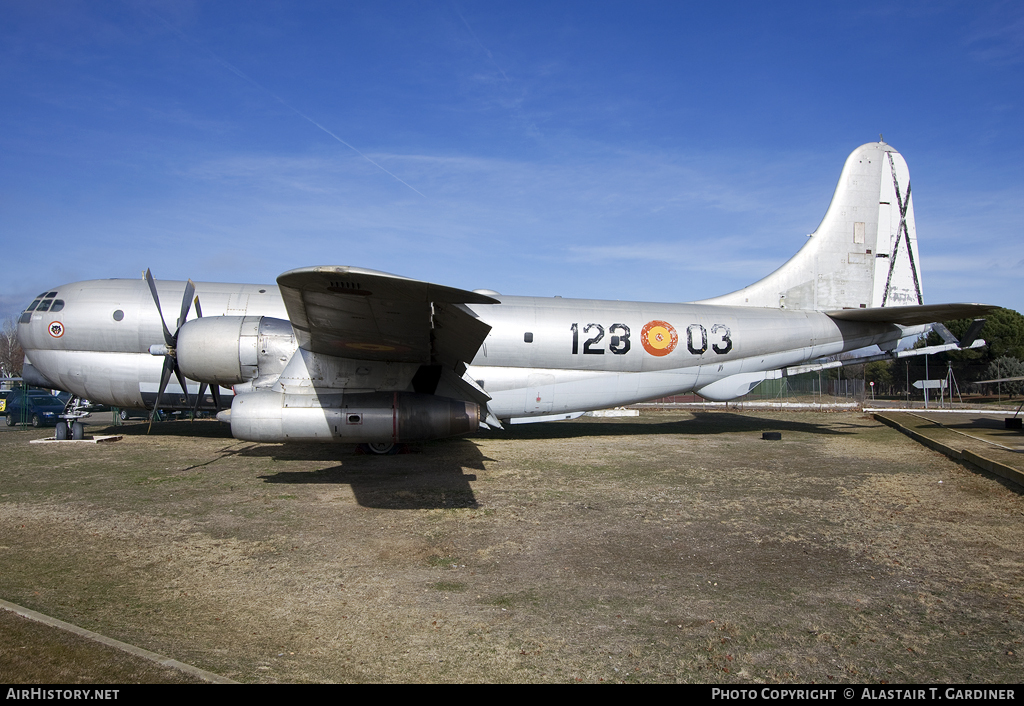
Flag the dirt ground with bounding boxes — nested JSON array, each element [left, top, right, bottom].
[[0, 410, 1021, 683]]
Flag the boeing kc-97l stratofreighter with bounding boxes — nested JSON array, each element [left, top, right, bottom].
[[16, 142, 994, 450]]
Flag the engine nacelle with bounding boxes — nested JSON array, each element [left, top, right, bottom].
[[227, 390, 480, 444], [177, 316, 297, 387]]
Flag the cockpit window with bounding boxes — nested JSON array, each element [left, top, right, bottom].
[[24, 292, 59, 315]]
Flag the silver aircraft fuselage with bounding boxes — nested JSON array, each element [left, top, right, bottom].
[[18, 276, 899, 421], [15, 143, 995, 446]]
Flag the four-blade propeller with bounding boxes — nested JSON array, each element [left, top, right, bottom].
[[144, 269, 220, 431]]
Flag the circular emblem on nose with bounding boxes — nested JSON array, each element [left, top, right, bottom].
[[641, 320, 677, 356], [48, 321, 65, 338]]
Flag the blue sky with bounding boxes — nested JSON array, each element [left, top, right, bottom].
[[2, 1, 1022, 321]]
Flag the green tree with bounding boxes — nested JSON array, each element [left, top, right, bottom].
[[985, 357, 1024, 397], [865, 360, 896, 396]]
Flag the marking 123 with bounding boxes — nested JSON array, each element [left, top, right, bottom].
[[570, 323, 630, 355]]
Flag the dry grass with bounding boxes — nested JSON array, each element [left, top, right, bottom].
[[0, 608, 203, 683], [0, 411, 1021, 683]]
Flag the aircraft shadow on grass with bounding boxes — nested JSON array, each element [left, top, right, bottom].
[[105, 413, 868, 510], [249, 438, 486, 510], [491, 413, 864, 440]]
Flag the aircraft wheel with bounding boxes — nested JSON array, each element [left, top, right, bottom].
[[365, 442, 397, 455], [72, 422, 85, 440], [55, 422, 68, 440], [31, 414, 41, 428]]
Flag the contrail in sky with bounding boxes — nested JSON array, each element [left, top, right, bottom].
[[146, 9, 427, 198], [452, 2, 509, 81]]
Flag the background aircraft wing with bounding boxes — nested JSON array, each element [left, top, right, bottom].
[[277, 266, 498, 365], [975, 376, 1024, 385], [824, 303, 996, 326]]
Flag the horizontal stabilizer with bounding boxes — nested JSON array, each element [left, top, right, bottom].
[[782, 338, 987, 377], [825, 303, 996, 327]]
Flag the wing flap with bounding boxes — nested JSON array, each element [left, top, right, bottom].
[[433, 302, 492, 373], [277, 266, 498, 363], [434, 367, 491, 409]]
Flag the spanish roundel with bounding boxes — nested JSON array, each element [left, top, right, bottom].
[[641, 320, 677, 356]]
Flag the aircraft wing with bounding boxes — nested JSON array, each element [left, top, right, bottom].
[[824, 303, 997, 326], [276, 266, 499, 365]]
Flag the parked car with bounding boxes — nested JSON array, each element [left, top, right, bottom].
[[1, 388, 45, 415], [0, 389, 14, 414], [4, 391, 67, 427]]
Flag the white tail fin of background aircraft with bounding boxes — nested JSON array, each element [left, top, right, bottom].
[[701, 141, 923, 311]]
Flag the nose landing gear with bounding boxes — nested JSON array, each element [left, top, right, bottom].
[[54, 420, 85, 441], [55, 395, 93, 441]]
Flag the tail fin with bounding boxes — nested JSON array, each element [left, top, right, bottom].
[[700, 141, 924, 310]]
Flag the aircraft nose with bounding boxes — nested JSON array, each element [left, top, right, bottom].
[[17, 289, 68, 346], [19, 290, 66, 320]]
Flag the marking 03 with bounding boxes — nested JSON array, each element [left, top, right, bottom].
[[685, 323, 733, 355]]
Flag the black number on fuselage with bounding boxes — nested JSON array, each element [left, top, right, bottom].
[[686, 324, 707, 355], [571, 323, 629, 355], [583, 324, 605, 354], [609, 324, 630, 354], [711, 324, 733, 354]]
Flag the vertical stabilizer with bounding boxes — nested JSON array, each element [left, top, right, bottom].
[[699, 142, 923, 310]]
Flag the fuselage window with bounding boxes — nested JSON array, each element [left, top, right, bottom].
[[19, 312, 32, 324], [524, 332, 534, 343], [112, 310, 124, 321]]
